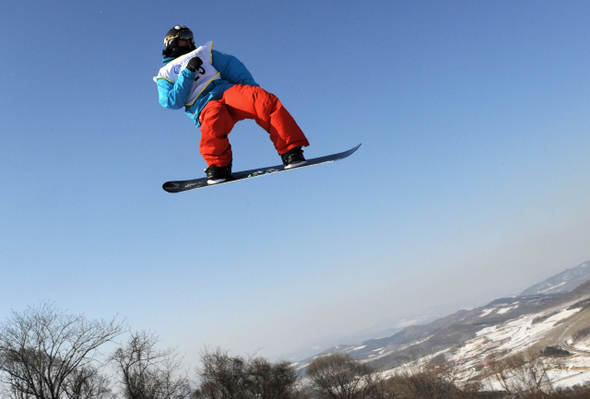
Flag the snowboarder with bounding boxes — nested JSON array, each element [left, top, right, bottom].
[[154, 25, 310, 184]]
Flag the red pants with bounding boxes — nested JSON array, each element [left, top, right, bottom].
[[198, 84, 310, 167]]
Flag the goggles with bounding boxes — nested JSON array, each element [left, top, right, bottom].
[[177, 30, 193, 41], [164, 26, 194, 48]]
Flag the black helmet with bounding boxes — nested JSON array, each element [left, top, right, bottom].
[[164, 25, 195, 50]]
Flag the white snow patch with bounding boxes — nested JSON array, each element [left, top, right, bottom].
[[497, 305, 518, 315], [479, 308, 495, 317], [540, 281, 567, 293]]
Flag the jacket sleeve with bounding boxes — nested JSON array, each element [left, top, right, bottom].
[[157, 68, 196, 109], [212, 49, 259, 87]]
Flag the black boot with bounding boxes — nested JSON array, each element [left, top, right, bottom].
[[281, 147, 306, 169], [205, 164, 232, 184]]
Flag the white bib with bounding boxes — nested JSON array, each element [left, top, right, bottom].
[[155, 41, 221, 106]]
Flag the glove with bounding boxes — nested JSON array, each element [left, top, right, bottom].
[[186, 57, 203, 72]]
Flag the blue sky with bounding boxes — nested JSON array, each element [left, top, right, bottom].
[[2, 0, 590, 366]]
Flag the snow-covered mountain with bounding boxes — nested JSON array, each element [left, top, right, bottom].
[[295, 261, 590, 389], [519, 261, 590, 296]]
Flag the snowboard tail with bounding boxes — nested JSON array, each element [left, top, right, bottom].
[[162, 143, 361, 193]]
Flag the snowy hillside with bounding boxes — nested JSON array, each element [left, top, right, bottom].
[[439, 283, 590, 389], [296, 261, 590, 389]]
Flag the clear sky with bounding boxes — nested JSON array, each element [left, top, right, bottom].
[[2, 0, 590, 367]]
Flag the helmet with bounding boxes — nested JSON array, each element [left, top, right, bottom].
[[164, 25, 194, 50]]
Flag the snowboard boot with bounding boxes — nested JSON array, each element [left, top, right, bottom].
[[205, 164, 232, 184], [281, 147, 306, 169]]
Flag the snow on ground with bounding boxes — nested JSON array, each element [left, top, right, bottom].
[[481, 355, 590, 391], [550, 357, 590, 389], [497, 305, 518, 315], [570, 330, 590, 352], [469, 307, 582, 355], [441, 305, 590, 389], [540, 281, 567, 294]]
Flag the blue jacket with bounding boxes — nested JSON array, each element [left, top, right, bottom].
[[157, 49, 259, 126]]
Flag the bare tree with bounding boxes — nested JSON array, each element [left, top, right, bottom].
[[63, 366, 116, 399], [195, 348, 248, 399], [384, 369, 461, 399], [192, 348, 299, 399], [306, 353, 376, 399], [488, 351, 553, 397], [246, 357, 298, 399], [488, 356, 514, 395], [0, 302, 124, 399], [513, 351, 553, 397], [111, 331, 191, 399]]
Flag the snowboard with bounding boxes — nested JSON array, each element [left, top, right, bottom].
[[162, 143, 361, 193]]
